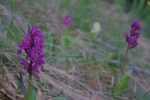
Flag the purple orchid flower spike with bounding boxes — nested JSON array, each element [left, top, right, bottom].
[[18, 25, 45, 74], [62, 15, 73, 27], [125, 20, 141, 49]]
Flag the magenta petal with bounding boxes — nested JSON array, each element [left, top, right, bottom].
[[131, 19, 141, 30], [21, 59, 29, 70], [18, 49, 22, 54], [125, 32, 129, 42]]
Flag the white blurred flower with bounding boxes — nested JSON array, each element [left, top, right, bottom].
[[91, 22, 101, 34], [147, 1, 150, 6]]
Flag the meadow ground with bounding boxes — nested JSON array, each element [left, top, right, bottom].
[[0, 0, 150, 100]]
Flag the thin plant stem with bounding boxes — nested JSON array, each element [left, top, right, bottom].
[[122, 46, 129, 74], [117, 46, 129, 83], [27, 73, 32, 100], [27, 63, 32, 100], [64, 29, 70, 70]]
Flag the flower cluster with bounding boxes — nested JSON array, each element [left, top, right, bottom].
[[18, 25, 45, 74], [62, 15, 72, 26], [125, 20, 141, 48]]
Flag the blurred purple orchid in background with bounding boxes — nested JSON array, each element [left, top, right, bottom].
[[18, 25, 45, 74], [125, 19, 141, 48], [62, 15, 73, 26]]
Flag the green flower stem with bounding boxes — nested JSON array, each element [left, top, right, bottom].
[[117, 46, 129, 83], [64, 29, 70, 49], [27, 72, 32, 100], [64, 29, 70, 70], [121, 46, 129, 74]]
